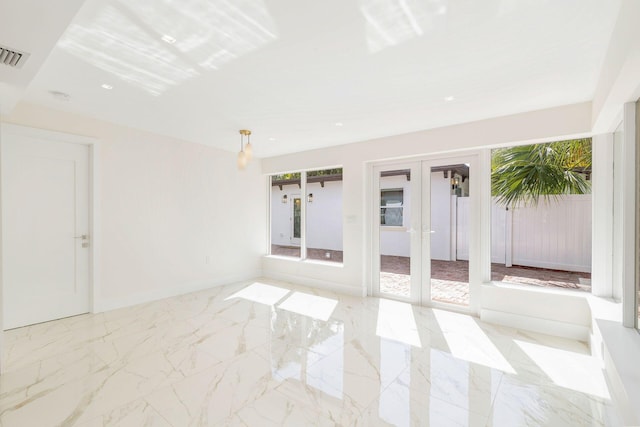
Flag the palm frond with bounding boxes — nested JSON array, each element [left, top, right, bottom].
[[491, 139, 592, 207]]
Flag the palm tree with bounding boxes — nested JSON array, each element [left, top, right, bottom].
[[491, 138, 591, 207]]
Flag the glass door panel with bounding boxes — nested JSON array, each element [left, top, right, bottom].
[[426, 162, 470, 307], [373, 164, 421, 302]]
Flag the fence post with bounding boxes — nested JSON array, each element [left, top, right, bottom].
[[505, 207, 513, 267]]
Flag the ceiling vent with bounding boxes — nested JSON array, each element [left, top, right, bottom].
[[0, 44, 30, 68]]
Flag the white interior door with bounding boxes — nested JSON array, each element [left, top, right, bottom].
[[2, 135, 90, 329]]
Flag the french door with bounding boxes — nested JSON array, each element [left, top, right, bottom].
[[372, 156, 476, 308]]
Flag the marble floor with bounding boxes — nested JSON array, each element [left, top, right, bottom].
[[0, 279, 622, 426]]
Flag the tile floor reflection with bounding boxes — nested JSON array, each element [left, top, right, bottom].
[[0, 280, 622, 426]]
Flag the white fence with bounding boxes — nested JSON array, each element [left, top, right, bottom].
[[457, 195, 592, 272]]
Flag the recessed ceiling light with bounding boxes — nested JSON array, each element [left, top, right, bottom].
[[49, 90, 70, 102], [161, 35, 177, 44], [444, 96, 455, 102], [334, 122, 344, 127], [101, 84, 113, 90], [269, 137, 276, 141]]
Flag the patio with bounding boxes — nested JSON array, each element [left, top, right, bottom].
[[272, 245, 591, 305], [380, 256, 591, 305]]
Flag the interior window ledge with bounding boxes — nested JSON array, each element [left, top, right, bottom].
[[484, 280, 593, 298], [263, 254, 344, 268], [589, 297, 640, 426]]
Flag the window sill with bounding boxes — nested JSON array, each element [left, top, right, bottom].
[[263, 254, 344, 268], [483, 280, 592, 298]]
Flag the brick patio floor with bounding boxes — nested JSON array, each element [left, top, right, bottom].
[[272, 245, 591, 305]]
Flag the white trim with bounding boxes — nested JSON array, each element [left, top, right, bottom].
[[95, 270, 263, 312], [622, 102, 636, 327], [1, 123, 98, 146], [88, 142, 101, 313], [0, 121, 5, 372], [480, 308, 590, 341], [363, 162, 374, 297], [479, 149, 493, 281], [591, 133, 614, 297], [300, 173, 307, 259]]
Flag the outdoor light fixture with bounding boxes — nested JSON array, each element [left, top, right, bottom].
[[282, 194, 288, 203], [307, 193, 314, 203], [237, 129, 252, 170]]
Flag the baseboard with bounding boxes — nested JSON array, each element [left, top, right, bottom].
[[94, 270, 262, 313], [480, 308, 590, 341], [262, 271, 364, 297]]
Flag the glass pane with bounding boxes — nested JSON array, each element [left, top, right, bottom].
[[293, 197, 301, 238], [381, 189, 404, 226], [430, 164, 469, 306], [379, 169, 411, 297], [305, 168, 343, 263], [270, 172, 301, 258], [490, 140, 592, 293]]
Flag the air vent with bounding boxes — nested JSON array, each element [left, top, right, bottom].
[[0, 44, 30, 68]]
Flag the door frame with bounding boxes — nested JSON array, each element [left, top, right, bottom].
[[368, 152, 481, 312], [0, 124, 101, 332]]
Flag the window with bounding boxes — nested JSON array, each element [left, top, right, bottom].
[[490, 138, 592, 293], [380, 189, 404, 226], [270, 173, 302, 259], [270, 168, 343, 264]]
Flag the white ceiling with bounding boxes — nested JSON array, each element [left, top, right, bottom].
[[3, 0, 622, 157]]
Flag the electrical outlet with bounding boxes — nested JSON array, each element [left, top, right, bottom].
[[325, 252, 331, 259]]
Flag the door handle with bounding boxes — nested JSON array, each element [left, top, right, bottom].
[[73, 234, 90, 248]]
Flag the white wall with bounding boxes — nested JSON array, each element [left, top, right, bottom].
[[2, 103, 265, 311]]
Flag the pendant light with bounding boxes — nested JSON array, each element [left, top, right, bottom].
[[237, 129, 252, 170]]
